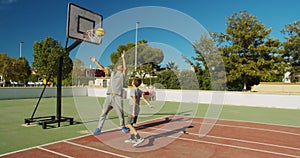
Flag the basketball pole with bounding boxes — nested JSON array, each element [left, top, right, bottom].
[[24, 40, 81, 128], [55, 2, 102, 128], [56, 39, 82, 127]]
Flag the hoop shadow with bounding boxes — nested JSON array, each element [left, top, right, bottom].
[[137, 124, 194, 148], [136, 116, 192, 130]]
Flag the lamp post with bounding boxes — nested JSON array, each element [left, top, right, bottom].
[[135, 22, 140, 71], [19, 41, 24, 58]]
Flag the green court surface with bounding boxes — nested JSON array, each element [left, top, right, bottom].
[[0, 96, 299, 155]]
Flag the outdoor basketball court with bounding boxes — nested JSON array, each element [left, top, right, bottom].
[[3, 3, 298, 158], [2, 115, 299, 158]]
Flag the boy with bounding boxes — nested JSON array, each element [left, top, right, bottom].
[[125, 76, 155, 147]]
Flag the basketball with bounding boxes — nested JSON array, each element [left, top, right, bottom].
[[96, 27, 105, 36]]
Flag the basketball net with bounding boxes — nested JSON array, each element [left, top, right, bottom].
[[83, 29, 101, 44]]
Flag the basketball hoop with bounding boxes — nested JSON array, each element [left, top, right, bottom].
[[67, 3, 103, 45], [83, 29, 102, 44]]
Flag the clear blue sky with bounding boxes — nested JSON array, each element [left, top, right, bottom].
[[0, 0, 299, 69]]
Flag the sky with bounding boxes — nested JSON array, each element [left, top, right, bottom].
[[0, 0, 299, 69]]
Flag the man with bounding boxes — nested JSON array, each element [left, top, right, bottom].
[[90, 50, 129, 135]]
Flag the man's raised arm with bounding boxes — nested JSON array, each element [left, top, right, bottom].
[[90, 56, 109, 75], [121, 50, 127, 75]]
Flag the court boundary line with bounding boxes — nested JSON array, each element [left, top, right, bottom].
[[195, 121, 300, 136], [37, 146, 74, 158], [144, 126, 300, 151], [175, 135, 299, 158], [200, 134, 300, 151], [173, 118, 300, 136], [181, 115, 300, 128], [141, 130, 300, 158], [63, 141, 130, 158]]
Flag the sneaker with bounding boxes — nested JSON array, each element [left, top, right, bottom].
[[121, 127, 129, 133], [124, 139, 136, 143], [93, 128, 101, 135], [133, 138, 144, 147]]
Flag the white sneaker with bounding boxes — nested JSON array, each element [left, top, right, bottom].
[[124, 139, 136, 143], [133, 138, 144, 147]]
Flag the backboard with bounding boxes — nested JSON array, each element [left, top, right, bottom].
[[67, 3, 103, 45]]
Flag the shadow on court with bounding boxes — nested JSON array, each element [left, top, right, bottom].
[[138, 124, 194, 148], [141, 110, 193, 117], [136, 116, 192, 130], [131, 116, 194, 148]]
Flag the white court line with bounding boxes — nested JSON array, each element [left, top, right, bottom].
[[37, 147, 74, 158], [149, 116, 300, 136], [182, 115, 300, 128], [0, 146, 40, 157], [177, 118, 300, 136], [142, 130, 300, 158], [200, 134, 300, 151], [145, 126, 300, 151], [175, 136, 300, 158], [64, 141, 130, 158]]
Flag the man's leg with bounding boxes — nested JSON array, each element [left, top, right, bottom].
[[112, 96, 128, 133], [94, 96, 113, 135]]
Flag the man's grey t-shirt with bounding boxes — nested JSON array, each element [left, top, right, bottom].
[[107, 71, 124, 96]]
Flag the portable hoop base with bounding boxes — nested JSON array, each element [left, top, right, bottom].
[[24, 116, 74, 129]]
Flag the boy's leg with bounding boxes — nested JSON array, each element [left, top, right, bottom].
[[126, 116, 144, 146], [133, 132, 144, 147], [126, 115, 139, 134], [133, 115, 138, 127], [124, 119, 137, 143], [132, 108, 140, 127], [126, 116, 142, 139]]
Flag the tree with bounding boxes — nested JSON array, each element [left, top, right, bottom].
[[166, 61, 178, 70], [215, 10, 286, 91], [136, 62, 155, 79], [0, 54, 31, 86], [110, 40, 164, 72], [32, 37, 73, 83], [192, 33, 226, 90], [72, 58, 85, 86], [281, 20, 300, 82], [156, 69, 180, 89], [14, 57, 31, 83], [109, 40, 164, 86], [179, 70, 199, 90], [0, 53, 13, 82], [110, 42, 136, 65]]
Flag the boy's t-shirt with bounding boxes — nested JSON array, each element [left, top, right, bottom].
[[129, 87, 142, 115]]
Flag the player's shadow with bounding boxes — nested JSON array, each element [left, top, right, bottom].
[[140, 110, 193, 117], [137, 125, 194, 148], [135, 117, 192, 130]]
